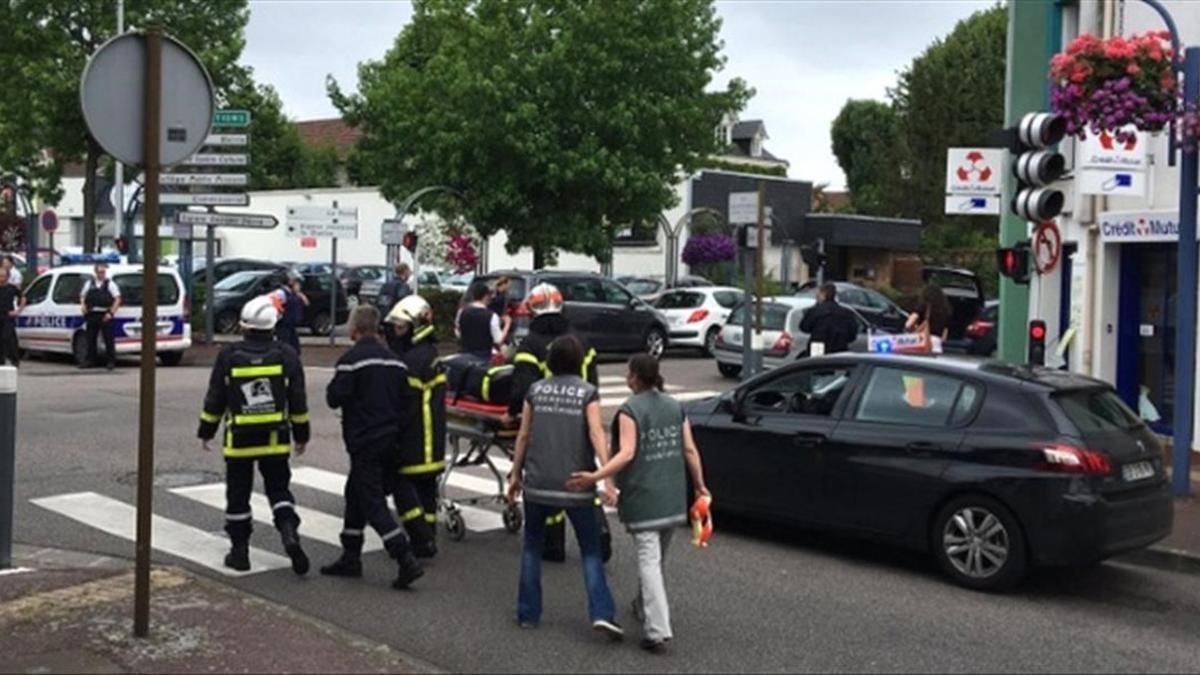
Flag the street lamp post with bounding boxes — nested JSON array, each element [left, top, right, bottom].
[[392, 185, 467, 293], [658, 207, 723, 287]]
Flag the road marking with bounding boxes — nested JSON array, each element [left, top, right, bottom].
[[0, 567, 33, 577], [170, 483, 383, 553], [30, 492, 290, 577]]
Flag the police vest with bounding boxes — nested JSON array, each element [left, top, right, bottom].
[[84, 279, 116, 312], [223, 346, 294, 459]]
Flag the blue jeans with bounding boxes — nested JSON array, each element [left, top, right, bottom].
[[518, 500, 615, 625]]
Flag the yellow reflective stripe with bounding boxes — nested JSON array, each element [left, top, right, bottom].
[[414, 325, 435, 343], [199, 411, 221, 424], [544, 511, 566, 526], [231, 365, 283, 378], [404, 372, 446, 468], [400, 507, 424, 522], [424, 513, 438, 524], [400, 460, 446, 475], [593, 496, 602, 507], [514, 352, 541, 366], [290, 413, 310, 424], [233, 412, 285, 426], [581, 347, 597, 379], [224, 430, 288, 458]]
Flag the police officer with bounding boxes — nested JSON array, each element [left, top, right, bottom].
[[198, 295, 310, 575], [79, 262, 121, 370], [385, 296, 446, 559], [506, 283, 608, 563], [320, 305, 425, 589]]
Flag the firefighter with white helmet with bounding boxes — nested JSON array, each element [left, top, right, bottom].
[[385, 294, 447, 558], [197, 294, 311, 574], [507, 283, 609, 563]]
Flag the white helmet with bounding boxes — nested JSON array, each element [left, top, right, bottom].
[[240, 294, 280, 331], [386, 295, 433, 330], [527, 283, 564, 316]]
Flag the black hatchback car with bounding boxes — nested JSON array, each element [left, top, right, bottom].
[[210, 270, 349, 336], [686, 353, 1172, 590], [476, 270, 671, 358]]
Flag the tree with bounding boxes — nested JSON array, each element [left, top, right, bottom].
[[890, 5, 1007, 247], [830, 99, 906, 216], [331, 0, 750, 266], [0, 0, 250, 251]]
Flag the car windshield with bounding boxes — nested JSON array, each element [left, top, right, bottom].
[[215, 271, 268, 292], [625, 279, 661, 295], [114, 274, 181, 306], [657, 291, 704, 310], [726, 302, 790, 330], [1055, 388, 1143, 433]]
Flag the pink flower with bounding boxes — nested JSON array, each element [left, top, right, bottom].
[[1127, 63, 1142, 76]]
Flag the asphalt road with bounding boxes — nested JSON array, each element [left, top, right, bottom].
[[7, 352, 1200, 673]]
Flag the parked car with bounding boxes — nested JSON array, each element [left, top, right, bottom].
[[209, 269, 349, 336], [339, 265, 389, 308], [673, 274, 714, 289], [416, 269, 443, 289], [12, 248, 63, 277], [616, 276, 666, 304], [795, 281, 907, 333], [192, 258, 283, 286], [922, 266, 986, 345], [712, 296, 871, 378], [476, 270, 671, 358], [687, 353, 1173, 590], [442, 272, 473, 293], [656, 286, 744, 356], [965, 300, 999, 356], [291, 262, 349, 277], [16, 264, 191, 366]]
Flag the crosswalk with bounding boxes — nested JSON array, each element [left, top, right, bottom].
[[30, 376, 719, 578]]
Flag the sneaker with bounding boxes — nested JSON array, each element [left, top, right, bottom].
[[392, 553, 425, 590], [518, 621, 538, 630], [319, 557, 362, 578], [640, 638, 667, 653], [224, 546, 250, 572], [592, 619, 624, 641]]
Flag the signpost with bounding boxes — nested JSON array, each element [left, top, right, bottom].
[[944, 148, 1004, 215], [286, 204, 359, 345], [178, 211, 277, 229], [212, 109, 251, 127], [80, 28, 214, 639], [40, 209, 58, 259], [729, 190, 765, 379]]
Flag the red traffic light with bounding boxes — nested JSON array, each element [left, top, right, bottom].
[[1003, 250, 1016, 274], [1030, 323, 1047, 340], [401, 231, 417, 252]]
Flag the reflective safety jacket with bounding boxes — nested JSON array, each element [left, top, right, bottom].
[[395, 326, 448, 476], [197, 334, 310, 459], [507, 313, 598, 418]]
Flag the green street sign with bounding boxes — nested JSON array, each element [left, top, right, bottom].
[[213, 109, 251, 127]]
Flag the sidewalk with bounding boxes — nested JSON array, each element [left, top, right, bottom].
[[0, 546, 437, 674]]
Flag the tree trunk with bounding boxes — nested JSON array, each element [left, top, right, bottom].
[[82, 138, 101, 253], [533, 245, 546, 270]]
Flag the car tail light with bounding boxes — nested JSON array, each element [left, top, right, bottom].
[[773, 331, 792, 353], [1039, 444, 1113, 475], [965, 320, 992, 339], [687, 309, 709, 324]]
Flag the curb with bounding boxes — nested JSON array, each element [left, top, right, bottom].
[[1117, 545, 1200, 577]]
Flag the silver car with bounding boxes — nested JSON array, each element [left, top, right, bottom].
[[712, 296, 872, 378]]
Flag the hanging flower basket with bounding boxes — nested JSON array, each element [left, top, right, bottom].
[[1049, 31, 1178, 141], [681, 233, 736, 266], [446, 231, 479, 273]]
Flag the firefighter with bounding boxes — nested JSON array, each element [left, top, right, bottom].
[[506, 283, 609, 563], [198, 295, 310, 575], [386, 295, 446, 559], [320, 305, 425, 589]]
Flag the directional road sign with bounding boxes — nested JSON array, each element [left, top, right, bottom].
[[213, 109, 251, 127], [204, 134, 248, 147], [381, 218, 406, 245], [182, 153, 248, 166], [177, 211, 278, 229], [160, 173, 248, 187], [143, 192, 250, 206], [285, 205, 359, 239]]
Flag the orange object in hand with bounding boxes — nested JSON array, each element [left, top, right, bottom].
[[690, 495, 713, 548]]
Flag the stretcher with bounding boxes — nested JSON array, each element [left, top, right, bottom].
[[441, 396, 524, 541]]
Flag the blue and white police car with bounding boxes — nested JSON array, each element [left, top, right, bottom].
[[16, 258, 192, 366]]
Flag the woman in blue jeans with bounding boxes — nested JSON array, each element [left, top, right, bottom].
[[506, 335, 622, 639]]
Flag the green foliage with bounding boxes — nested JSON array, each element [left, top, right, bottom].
[[331, 0, 751, 260], [703, 159, 788, 177], [830, 100, 906, 216], [424, 288, 464, 343]]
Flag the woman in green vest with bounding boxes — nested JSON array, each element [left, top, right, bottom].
[[567, 354, 710, 652]]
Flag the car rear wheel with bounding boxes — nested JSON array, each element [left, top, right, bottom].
[[310, 311, 333, 337], [644, 327, 666, 359], [703, 327, 721, 356], [72, 332, 89, 367], [717, 362, 741, 379], [932, 495, 1027, 591]]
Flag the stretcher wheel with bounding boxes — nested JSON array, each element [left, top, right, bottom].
[[446, 508, 467, 542], [503, 503, 523, 533]]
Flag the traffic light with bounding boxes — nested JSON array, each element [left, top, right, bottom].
[[1010, 112, 1066, 222], [800, 240, 826, 270], [114, 236, 129, 255], [402, 231, 417, 253], [1028, 319, 1047, 366], [996, 241, 1032, 285]]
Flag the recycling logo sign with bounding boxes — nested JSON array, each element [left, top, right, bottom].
[[945, 148, 1003, 215]]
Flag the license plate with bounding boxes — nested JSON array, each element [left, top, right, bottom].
[[1122, 461, 1154, 482]]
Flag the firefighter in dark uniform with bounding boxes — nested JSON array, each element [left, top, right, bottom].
[[198, 295, 311, 575], [320, 305, 425, 589], [385, 295, 447, 560], [506, 282, 609, 563]]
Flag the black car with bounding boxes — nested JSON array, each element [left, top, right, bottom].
[[210, 270, 350, 336], [193, 258, 283, 286], [686, 353, 1172, 590], [796, 281, 907, 333], [339, 265, 390, 306], [476, 270, 671, 358]]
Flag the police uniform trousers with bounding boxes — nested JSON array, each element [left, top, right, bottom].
[[394, 472, 439, 546], [225, 456, 300, 544], [85, 313, 116, 367], [342, 434, 412, 558]]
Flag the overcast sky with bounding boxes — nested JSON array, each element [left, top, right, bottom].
[[242, 0, 995, 190]]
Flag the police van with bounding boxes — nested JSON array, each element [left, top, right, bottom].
[[16, 262, 192, 366]]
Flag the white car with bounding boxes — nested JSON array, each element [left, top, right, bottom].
[[16, 264, 192, 366], [712, 296, 871, 378], [655, 286, 744, 355]]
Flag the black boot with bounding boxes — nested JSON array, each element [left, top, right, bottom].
[[224, 543, 250, 572], [278, 520, 309, 576], [321, 532, 363, 577], [412, 540, 438, 559], [393, 551, 425, 590]]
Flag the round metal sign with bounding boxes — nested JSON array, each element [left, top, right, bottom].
[[80, 31, 214, 168], [40, 209, 58, 233], [1034, 221, 1062, 274]]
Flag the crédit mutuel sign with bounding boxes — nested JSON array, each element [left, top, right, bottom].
[[1099, 210, 1193, 243]]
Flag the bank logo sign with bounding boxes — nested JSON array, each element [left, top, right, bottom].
[[1099, 209, 1194, 243]]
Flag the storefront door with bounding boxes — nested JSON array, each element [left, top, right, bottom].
[[1117, 243, 1176, 434]]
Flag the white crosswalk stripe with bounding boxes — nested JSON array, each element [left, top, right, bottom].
[[31, 492, 291, 577]]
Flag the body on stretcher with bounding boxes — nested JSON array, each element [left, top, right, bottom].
[[440, 396, 524, 540]]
